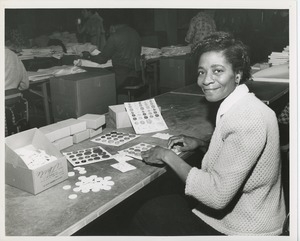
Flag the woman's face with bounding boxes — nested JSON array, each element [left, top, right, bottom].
[[197, 51, 238, 102]]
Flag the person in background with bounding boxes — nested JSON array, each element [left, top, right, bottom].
[[130, 32, 286, 236], [5, 28, 29, 53], [5, 46, 30, 136], [81, 13, 141, 90], [5, 47, 29, 90], [185, 10, 216, 49], [77, 9, 106, 51]]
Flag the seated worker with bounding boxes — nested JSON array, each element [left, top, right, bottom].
[[131, 32, 286, 236], [5, 47, 29, 90], [185, 10, 216, 49], [80, 14, 142, 90], [5, 47, 30, 136], [77, 9, 106, 51]]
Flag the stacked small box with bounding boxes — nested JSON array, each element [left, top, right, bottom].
[[39, 121, 73, 151], [58, 118, 88, 144], [109, 104, 132, 129], [78, 114, 105, 138], [39, 118, 87, 149], [5, 128, 68, 195], [57, 118, 87, 135]]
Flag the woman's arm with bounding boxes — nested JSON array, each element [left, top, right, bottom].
[[185, 112, 267, 209]]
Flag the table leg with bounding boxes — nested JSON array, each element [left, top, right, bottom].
[[41, 82, 51, 125]]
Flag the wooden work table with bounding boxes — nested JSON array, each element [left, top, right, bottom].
[[5, 79, 289, 236], [5, 91, 215, 236], [171, 81, 289, 114]]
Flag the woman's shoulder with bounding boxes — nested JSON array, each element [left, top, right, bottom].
[[228, 93, 276, 122]]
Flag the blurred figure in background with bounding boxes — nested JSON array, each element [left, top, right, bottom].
[[81, 13, 141, 90], [185, 10, 216, 49], [77, 9, 106, 51], [5, 47, 29, 90]]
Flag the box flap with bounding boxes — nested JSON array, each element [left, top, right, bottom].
[[32, 129, 63, 158], [5, 128, 36, 150], [5, 144, 28, 168], [109, 104, 126, 112]]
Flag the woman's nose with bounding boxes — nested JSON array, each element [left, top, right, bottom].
[[198, 73, 214, 86]]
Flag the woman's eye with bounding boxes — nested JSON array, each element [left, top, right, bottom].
[[198, 71, 205, 75], [213, 69, 223, 74]]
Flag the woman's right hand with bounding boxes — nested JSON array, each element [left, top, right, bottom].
[[167, 135, 201, 152]]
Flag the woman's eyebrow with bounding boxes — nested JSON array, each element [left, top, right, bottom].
[[211, 64, 224, 68]]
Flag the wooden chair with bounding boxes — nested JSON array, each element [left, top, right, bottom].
[[120, 54, 151, 102], [5, 88, 29, 136]]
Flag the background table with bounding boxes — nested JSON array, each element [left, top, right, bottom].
[[170, 81, 289, 115]]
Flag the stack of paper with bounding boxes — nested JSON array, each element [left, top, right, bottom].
[[268, 46, 289, 66], [141, 46, 162, 60], [161, 45, 191, 57], [252, 63, 289, 83], [73, 59, 112, 68], [28, 66, 86, 81]]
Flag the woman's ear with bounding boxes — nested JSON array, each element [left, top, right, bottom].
[[235, 72, 242, 85]]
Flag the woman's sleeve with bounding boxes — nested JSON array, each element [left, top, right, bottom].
[[90, 36, 114, 64], [185, 113, 267, 209]]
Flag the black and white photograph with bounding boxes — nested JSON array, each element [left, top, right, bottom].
[[1, 0, 298, 240]]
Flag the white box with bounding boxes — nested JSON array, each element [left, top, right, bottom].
[[39, 123, 70, 142], [78, 114, 105, 129], [88, 127, 103, 138], [53, 136, 73, 151], [57, 118, 87, 135], [73, 129, 90, 143], [109, 104, 132, 129], [5, 128, 68, 195]]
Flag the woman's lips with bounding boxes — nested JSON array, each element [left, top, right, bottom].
[[203, 88, 219, 93]]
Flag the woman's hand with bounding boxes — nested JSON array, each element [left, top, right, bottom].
[[141, 146, 175, 166], [80, 51, 91, 60], [167, 135, 202, 152]]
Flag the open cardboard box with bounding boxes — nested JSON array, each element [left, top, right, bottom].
[[5, 128, 68, 195], [109, 104, 132, 129]]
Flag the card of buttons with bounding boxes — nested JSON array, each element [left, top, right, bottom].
[[124, 98, 168, 134], [63, 146, 112, 166], [118, 143, 156, 160], [90, 131, 140, 146]]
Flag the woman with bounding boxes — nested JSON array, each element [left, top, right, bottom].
[[77, 9, 106, 51], [133, 32, 286, 236]]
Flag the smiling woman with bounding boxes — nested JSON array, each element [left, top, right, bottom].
[[130, 31, 286, 236]]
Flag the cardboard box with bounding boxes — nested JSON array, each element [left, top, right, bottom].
[[5, 128, 68, 195], [58, 118, 87, 135], [53, 136, 73, 151], [159, 55, 197, 93], [50, 70, 116, 122], [109, 104, 132, 129], [88, 127, 103, 138], [39, 122, 71, 142], [78, 114, 105, 129], [73, 129, 90, 143]]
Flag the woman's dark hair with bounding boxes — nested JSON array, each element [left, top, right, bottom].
[[192, 31, 251, 84]]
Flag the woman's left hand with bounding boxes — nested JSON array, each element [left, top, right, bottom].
[[141, 146, 173, 166]]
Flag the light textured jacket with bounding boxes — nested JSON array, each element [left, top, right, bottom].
[[185, 91, 286, 235]]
